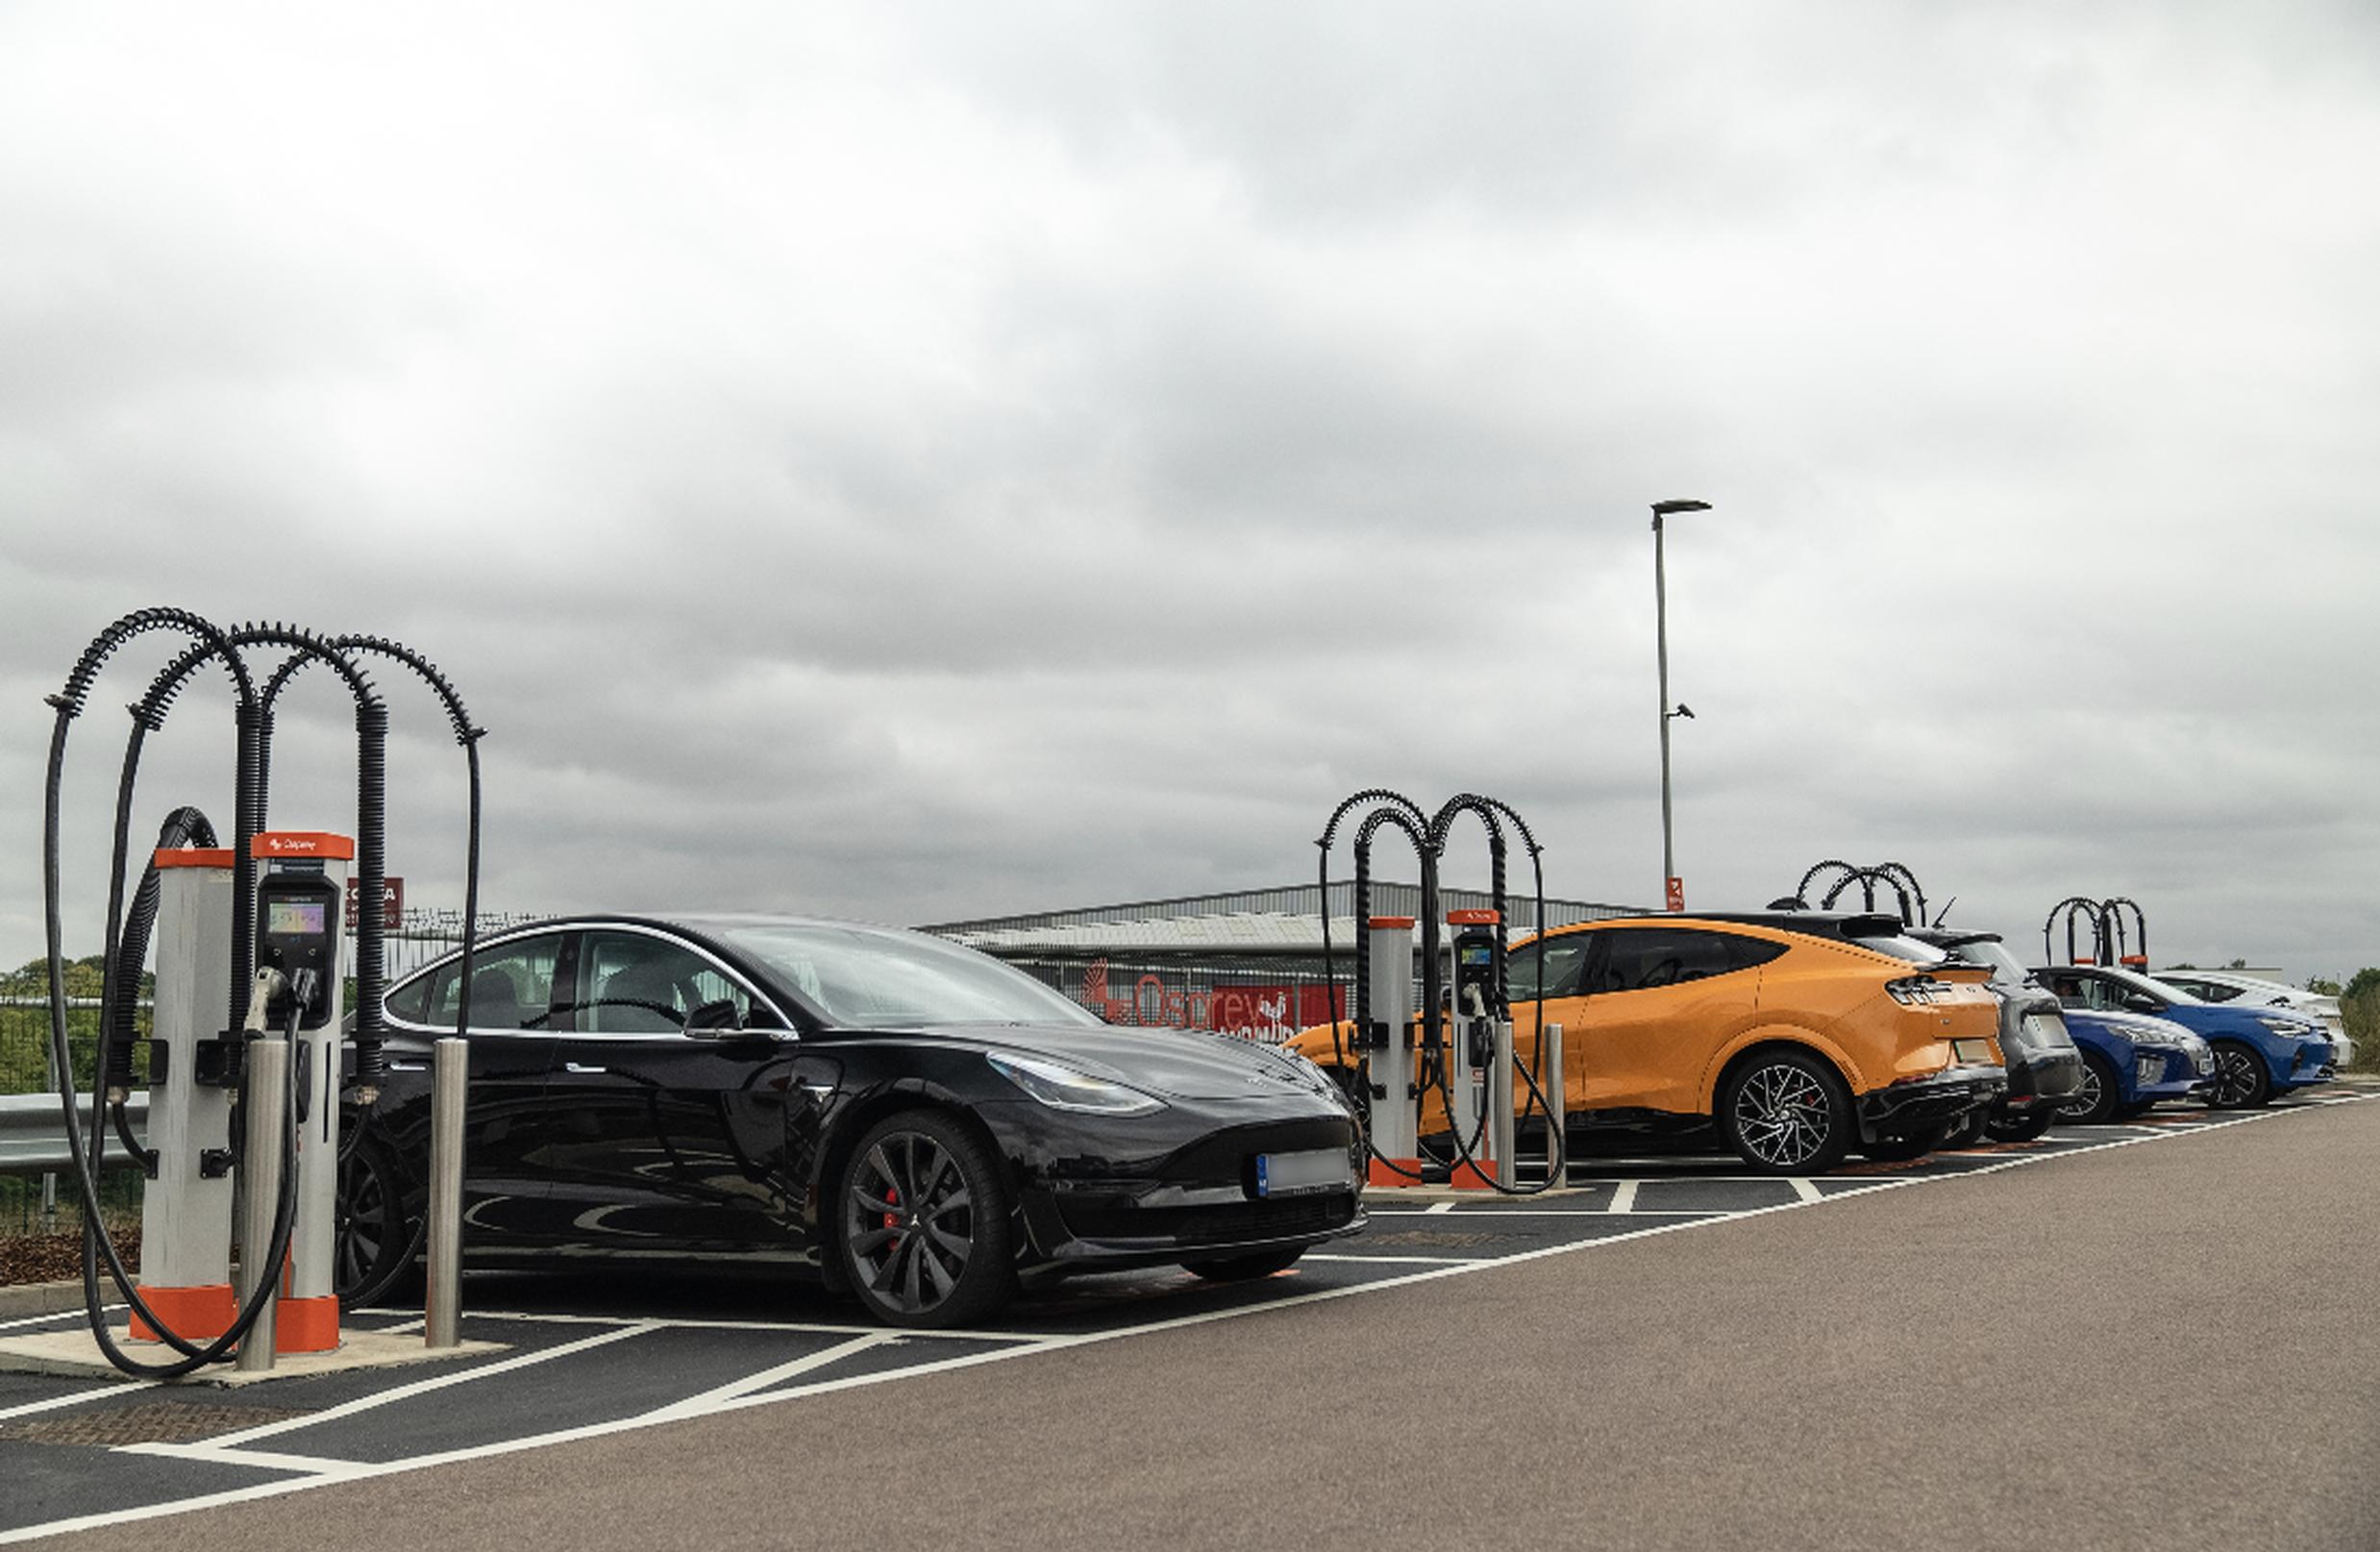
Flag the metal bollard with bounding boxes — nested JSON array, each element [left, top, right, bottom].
[[424, 1038, 467, 1349], [235, 1038, 288, 1373], [1543, 1023, 1566, 1185]]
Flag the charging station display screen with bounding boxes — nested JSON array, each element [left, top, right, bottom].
[[267, 899, 328, 936], [1458, 945, 1492, 967]]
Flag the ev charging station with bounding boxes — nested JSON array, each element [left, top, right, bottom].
[[2045, 895, 2148, 970], [29, 607, 485, 1383], [1441, 908, 1514, 1191], [1359, 914, 1421, 1184], [1317, 787, 1567, 1197]]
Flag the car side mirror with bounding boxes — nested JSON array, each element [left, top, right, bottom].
[[684, 999, 743, 1036], [2121, 993, 2161, 1014]]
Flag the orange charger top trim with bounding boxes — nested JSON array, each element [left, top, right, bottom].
[[153, 849, 236, 871], [1447, 909, 1501, 925], [250, 832, 356, 861]]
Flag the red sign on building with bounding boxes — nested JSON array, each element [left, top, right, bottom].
[[345, 876, 404, 931]]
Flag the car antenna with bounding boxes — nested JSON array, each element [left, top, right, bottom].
[[1931, 896, 1956, 926]]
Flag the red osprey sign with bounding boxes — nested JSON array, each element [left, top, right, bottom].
[[1074, 961, 1340, 1045]]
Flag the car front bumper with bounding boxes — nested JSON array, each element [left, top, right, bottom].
[[981, 1099, 1368, 1283], [2273, 1038, 2339, 1092]]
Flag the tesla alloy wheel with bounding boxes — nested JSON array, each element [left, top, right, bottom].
[[2202, 1041, 2271, 1110], [838, 1110, 1016, 1329], [335, 1131, 421, 1310], [1720, 1052, 1850, 1174]]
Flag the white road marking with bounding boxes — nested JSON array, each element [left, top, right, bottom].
[[0, 1094, 2364, 1549], [1787, 1177, 1823, 1203], [161, 1321, 663, 1449], [1305, 1253, 1479, 1265], [638, 1332, 896, 1424], [1367, 1208, 1715, 1218], [114, 1442, 367, 1477], [0, 1303, 120, 1335], [1425, 1201, 1457, 1214], [1606, 1179, 1639, 1214], [448, 1308, 1061, 1344], [0, 1381, 138, 1422]]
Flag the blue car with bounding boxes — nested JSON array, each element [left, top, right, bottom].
[[2034, 964, 2335, 1109], [2049, 1005, 2211, 1123]]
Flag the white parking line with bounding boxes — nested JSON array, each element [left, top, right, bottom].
[[0, 1381, 138, 1422], [1369, 1208, 1715, 1218], [166, 1321, 662, 1449], [0, 1303, 120, 1336], [0, 1095, 2364, 1549], [1606, 1180, 1639, 1214], [450, 1308, 1064, 1345], [640, 1332, 895, 1424], [1787, 1177, 1823, 1203], [1305, 1253, 1479, 1265]]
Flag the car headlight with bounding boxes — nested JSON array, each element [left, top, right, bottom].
[[986, 1052, 1165, 1116], [2255, 1016, 2317, 1036]]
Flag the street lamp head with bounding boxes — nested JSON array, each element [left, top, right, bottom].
[[1650, 499, 1712, 518]]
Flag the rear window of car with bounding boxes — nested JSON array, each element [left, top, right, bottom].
[[1847, 931, 1946, 966], [1938, 937, 2030, 988], [1589, 927, 1782, 993]]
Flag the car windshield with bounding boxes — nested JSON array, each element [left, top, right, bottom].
[[2114, 968, 2203, 1005], [712, 922, 1103, 1029]]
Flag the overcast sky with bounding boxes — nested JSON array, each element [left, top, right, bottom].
[[5, 2, 2376, 985]]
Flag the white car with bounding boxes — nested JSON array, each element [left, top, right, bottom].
[[2155, 971, 2354, 1067]]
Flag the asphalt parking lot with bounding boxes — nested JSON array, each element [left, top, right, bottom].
[[3, 1090, 2373, 1549]]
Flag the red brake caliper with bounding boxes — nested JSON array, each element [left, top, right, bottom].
[[882, 1186, 901, 1241]]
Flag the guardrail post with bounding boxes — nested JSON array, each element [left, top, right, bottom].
[[424, 1037, 467, 1349]]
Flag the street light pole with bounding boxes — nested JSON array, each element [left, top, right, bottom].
[[1651, 499, 1710, 911]]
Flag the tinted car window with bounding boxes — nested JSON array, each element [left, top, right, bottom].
[[1508, 936, 1592, 1000], [581, 929, 756, 1033], [1590, 928, 1772, 994], [1935, 936, 2030, 989], [415, 934, 565, 1030], [1847, 931, 1946, 965], [2041, 972, 2144, 1014]]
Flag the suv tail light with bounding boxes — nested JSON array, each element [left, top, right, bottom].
[[1886, 975, 1947, 1007]]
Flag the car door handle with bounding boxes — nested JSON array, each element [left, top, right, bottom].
[[564, 1062, 609, 1075]]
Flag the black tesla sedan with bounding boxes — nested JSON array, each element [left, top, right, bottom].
[[338, 916, 1364, 1327]]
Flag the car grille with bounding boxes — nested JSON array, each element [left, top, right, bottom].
[[1056, 1191, 1358, 1247]]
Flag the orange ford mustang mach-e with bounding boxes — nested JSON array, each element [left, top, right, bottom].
[[1291, 911, 2005, 1174]]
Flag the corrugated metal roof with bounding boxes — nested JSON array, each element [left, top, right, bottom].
[[941, 911, 1344, 955], [922, 881, 1640, 940]]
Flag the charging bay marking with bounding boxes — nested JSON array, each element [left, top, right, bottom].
[[0, 1093, 2362, 1546], [0, 1401, 309, 1448]]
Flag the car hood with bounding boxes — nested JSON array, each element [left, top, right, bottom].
[[910, 1021, 1335, 1102], [2154, 1002, 2324, 1041], [2067, 1007, 2194, 1046]]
